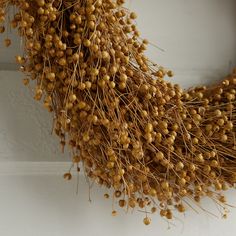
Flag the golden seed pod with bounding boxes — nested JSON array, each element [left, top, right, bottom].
[[167, 70, 174, 77], [130, 12, 137, 20], [36, 0, 45, 7], [4, 38, 11, 47], [64, 173, 72, 180], [176, 162, 184, 171], [112, 210, 117, 216], [143, 217, 151, 225], [22, 78, 29, 86], [177, 204, 185, 213], [0, 15, 5, 23], [72, 155, 80, 163], [0, 26, 5, 33], [214, 109, 222, 117], [69, 94, 77, 102], [83, 39, 91, 47], [119, 199, 126, 207]]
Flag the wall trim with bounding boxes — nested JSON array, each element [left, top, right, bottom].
[[0, 162, 78, 176]]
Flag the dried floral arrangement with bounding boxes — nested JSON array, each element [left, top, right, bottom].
[[0, 0, 235, 225]]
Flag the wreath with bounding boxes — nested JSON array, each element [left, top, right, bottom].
[[0, 0, 235, 225]]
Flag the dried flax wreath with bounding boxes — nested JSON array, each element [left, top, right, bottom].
[[0, 0, 236, 225]]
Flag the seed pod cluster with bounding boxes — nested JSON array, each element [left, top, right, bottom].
[[1, 0, 235, 225]]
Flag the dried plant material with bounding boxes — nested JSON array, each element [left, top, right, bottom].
[[0, 0, 235, 225]]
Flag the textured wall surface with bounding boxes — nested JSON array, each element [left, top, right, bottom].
[[0, 0, 236, 235]]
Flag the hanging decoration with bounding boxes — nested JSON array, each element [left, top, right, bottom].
[[0, 0, 235, 225]]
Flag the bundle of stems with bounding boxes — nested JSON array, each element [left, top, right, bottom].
[[0, 0, 235, 225]]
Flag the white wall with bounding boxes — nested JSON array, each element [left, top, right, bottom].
[[0, 0, 236, 235], [128, 0, 236, 88], [0, 171, 236, 236], [0, 71, 69, 162]]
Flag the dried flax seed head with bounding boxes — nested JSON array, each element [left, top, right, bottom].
[[0, 0, 235, 225]]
